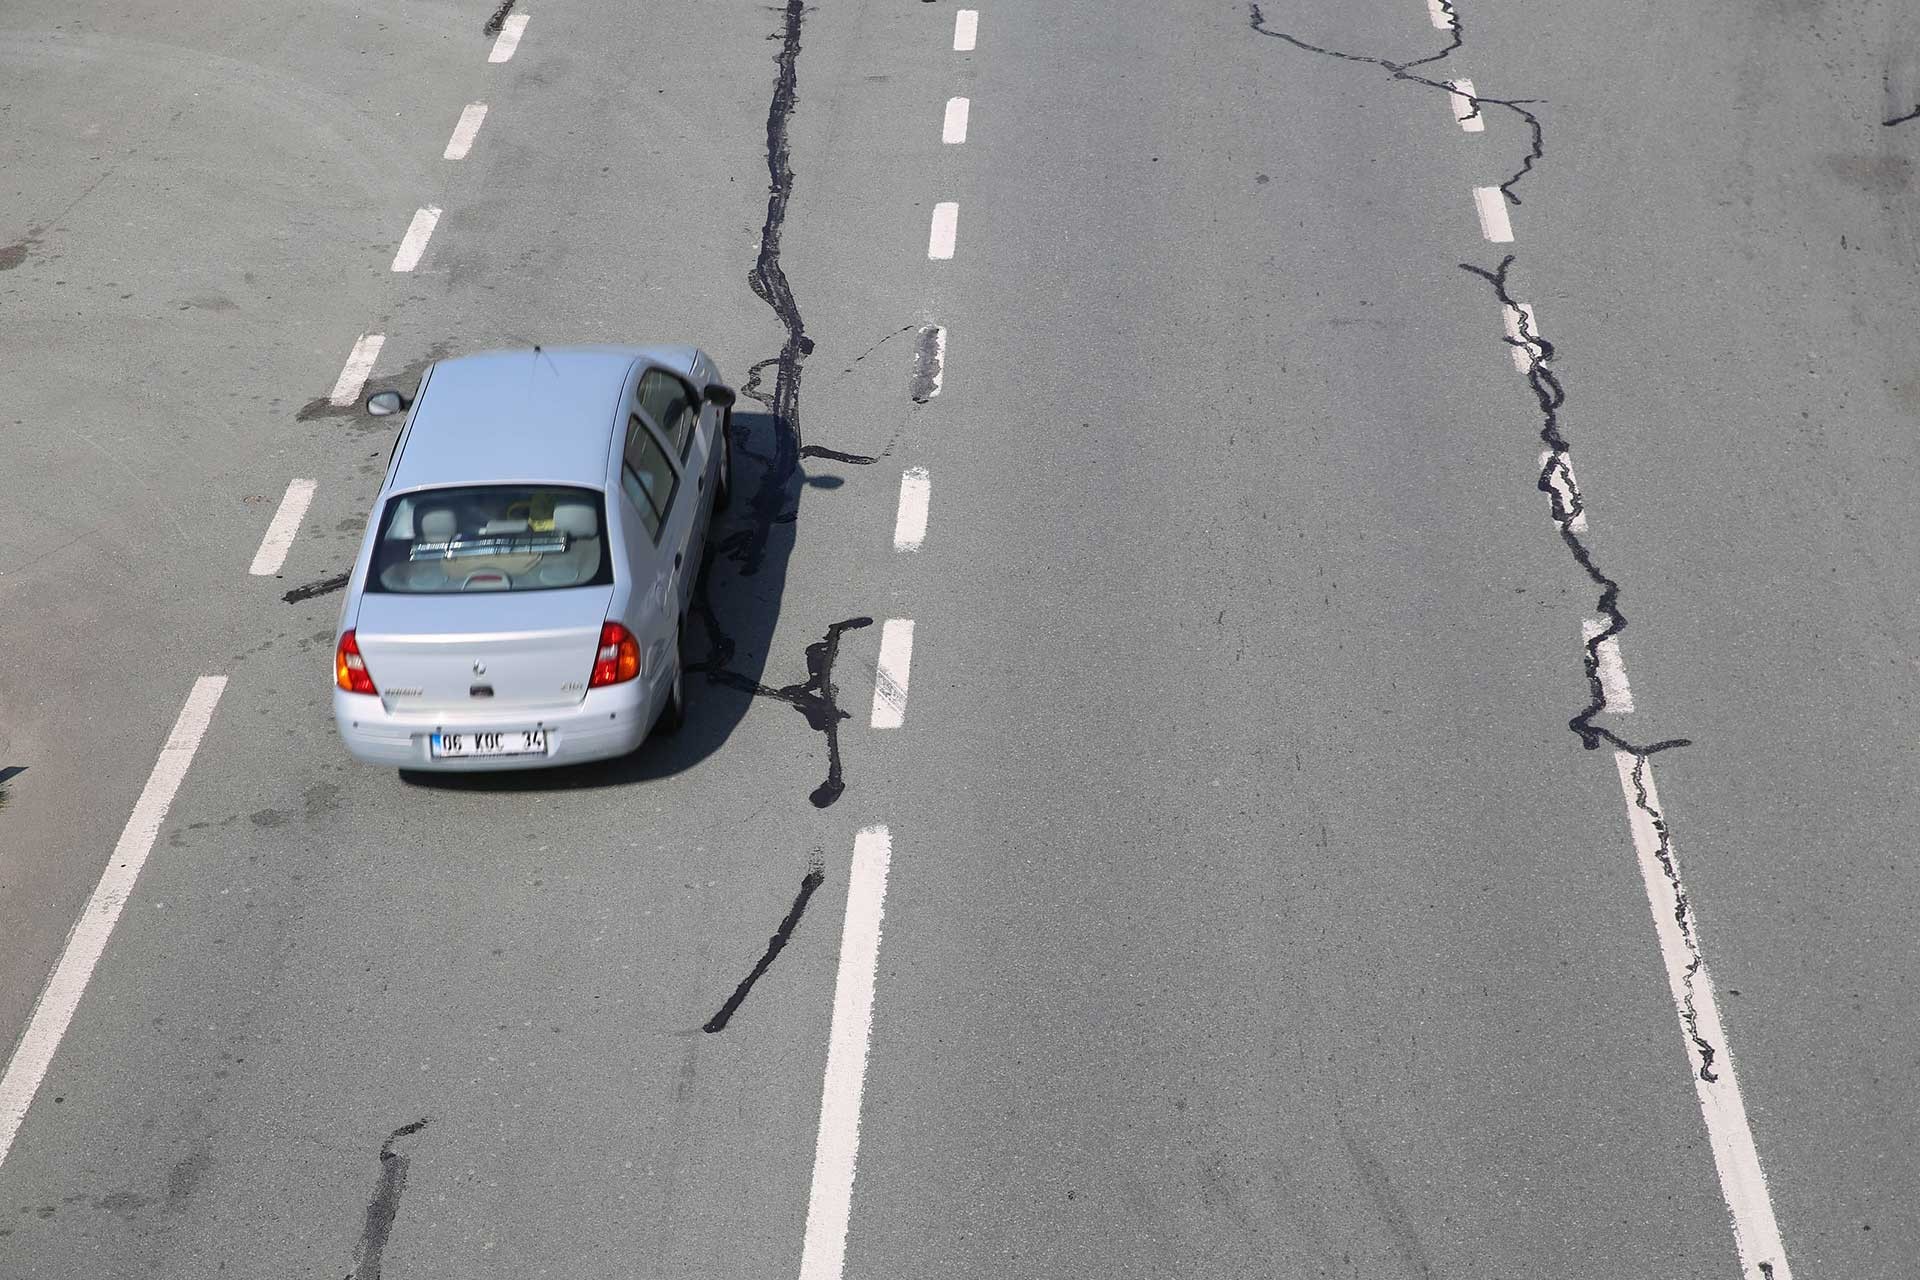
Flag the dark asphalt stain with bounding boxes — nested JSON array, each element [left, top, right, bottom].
[[798, 445, 878, 465], [282, 572, 349, 604], [483, 0, 518, 36], [703, 858, 826, 1032], [908, 324, 944, 403], [351, 1118, 429, 1280], [0, 765, 21, 813], [0, 244, 29, 270]]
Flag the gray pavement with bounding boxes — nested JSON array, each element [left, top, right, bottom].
[[2, 0, 1917, 1276]]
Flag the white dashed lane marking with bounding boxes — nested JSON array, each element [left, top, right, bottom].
[[0, 676, 228, 1167], [1581, 617, 1635, 713], [953, 9, 978, 51], [249, 479, 318, 577], [1473, 186, 1514, 243], [797, 824, 894, 1280], [391, 207, 442, 272], [1426, 0, 1454, 31], [893, 469, 931, 552], [1540, 450, 1588, 533], [870, 620, 915, 728], [942, 96, 970, 144], [444, 103, 489, 159], [928, 203, 959, 260], [329, 332, 386, 406], [1447, 78, 1484, 132], [489, 13, 529, 62], [1611, 753, 1795, 1280]]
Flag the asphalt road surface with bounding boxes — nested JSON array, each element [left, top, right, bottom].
[[2, 0, 1917, 1276]]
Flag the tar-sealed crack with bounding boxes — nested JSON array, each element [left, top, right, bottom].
[[1886, 105, 1920, 127], [483, 0, 517, 36], [689, 605, 873, 807], [282, 572, 349, 604], [1248, 3, 1684, 761], [703, 855, 827, 1032], [1627, 755, 1718, 1082], [350, 1118, 429, 1280]]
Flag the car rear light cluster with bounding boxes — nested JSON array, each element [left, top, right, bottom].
[[335, 629, 378, 695], [590, 622, 641, 687]]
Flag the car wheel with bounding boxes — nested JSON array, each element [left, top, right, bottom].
[[713, 409, 733, 512], [656, 624, 687, 734]]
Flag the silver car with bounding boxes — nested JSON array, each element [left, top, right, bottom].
[[332, 345, 734, 770]]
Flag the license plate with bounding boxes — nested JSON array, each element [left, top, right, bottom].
[[430, 729, 548, 759]]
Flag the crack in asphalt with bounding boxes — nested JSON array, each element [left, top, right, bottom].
[[283, 572, 350, 604], [483, 0, 518, 36], [1247, 2, 1545, 207], [350, 1118, 429, 1280], [1460, 256, 1690, 759], [1628, 755, 1719, 1083], [1885, 104, 1920, 127], [703, 857, 826, 1032], [689, 609, 874, 808], [1247, 2, 1684, 759]]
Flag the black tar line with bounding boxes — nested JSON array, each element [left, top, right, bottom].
[[351, 1118, 429, 1280], [703, 861, 827, 1032], [282, 572, 349, 604], [483, 0, 517, 37]]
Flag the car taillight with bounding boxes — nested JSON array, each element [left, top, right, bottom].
[[590, 622, 641, 687], [335, 629, 378, 695]]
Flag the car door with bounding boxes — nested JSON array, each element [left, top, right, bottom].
[[635, 367, 714, 565], [616, 389, 689, 684]]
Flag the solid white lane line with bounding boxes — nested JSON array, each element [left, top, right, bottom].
[[1611, 752, 1794, 1280], [1447, 78, 1485, 132], [488, 13, 529, 62], [893, 469, 931, 552], [249, 479, 319, 577], [942, 96, 970, 144], [928, 203, 959, 260], [953, 9, 978, 51], [1502, 302, 1541, 373], [328, 332, 386, 407], [444, 103, 489, 159], [1473, 186, 1514, 243], [870, 620, 915, 728], [390, 207, 442, 273], [0, 676, 227, 1167], [1582, 618, 1635, 713], [1426, 0, 1454, 30], [1539, 450, 1588, 533], [797, 824, 894, 1280]]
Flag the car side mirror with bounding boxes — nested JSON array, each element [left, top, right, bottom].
[[702, 384, 735, 408], [366, 390, 410, 417]]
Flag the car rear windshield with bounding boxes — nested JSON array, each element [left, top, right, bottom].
[[368, 485, 613, 594]]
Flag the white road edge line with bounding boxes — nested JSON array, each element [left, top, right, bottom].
[[0, 676, 227, 1168], [928, 203, 959, 261], [1447, 78, 1485, 132], [1582, 618, 1635, 713], [1426, 0, 1455, 31], [488, 13, 529, 62], [942, 96, 970, 144], [953, 9, 978, 51], [328, 332, 386, 407], [444, 103, 489, 159], [870, 620, 915, 728], [1473, 186, 1514, 243], [797, 824, 894, 1280], [1502, 302, 1540, 374], [1611, 752, 1794, 1280], [893, 469, 931, 552], [249, 479, 319, 577], [391, 207, 442, 273]]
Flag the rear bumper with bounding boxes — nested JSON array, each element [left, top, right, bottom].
[[333, 679, 655, 770]]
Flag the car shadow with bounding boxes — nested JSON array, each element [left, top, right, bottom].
[[399, 409, 798, 793]]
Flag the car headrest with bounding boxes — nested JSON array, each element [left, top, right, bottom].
[[552, 500, 598, 538], [418, 505, 458, 542]]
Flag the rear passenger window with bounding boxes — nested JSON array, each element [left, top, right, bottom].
[[621, 414, 678, 539], [637, 370, 699, 459]]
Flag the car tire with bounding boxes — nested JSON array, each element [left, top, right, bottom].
[[656, 624, 687, 734], [713, 409, 734, 512]]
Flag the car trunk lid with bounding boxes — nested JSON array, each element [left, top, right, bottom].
[[353, 587, 612, 712]]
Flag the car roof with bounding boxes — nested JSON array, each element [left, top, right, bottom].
[[389, 345, 693, 493]]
